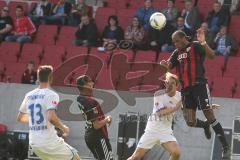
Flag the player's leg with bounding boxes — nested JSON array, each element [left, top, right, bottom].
[[85, 137, 113, 160], [182, 86, 211, 139], [162, 141, 180, 160], [197, 84, 230, 158], [128, 132, 158, 160], [127, 147, 148, 160]]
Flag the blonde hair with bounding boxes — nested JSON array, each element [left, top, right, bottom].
[[165, 72, 179, 84]]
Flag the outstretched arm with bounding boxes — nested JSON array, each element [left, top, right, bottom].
[[197, 28, 215, 59]]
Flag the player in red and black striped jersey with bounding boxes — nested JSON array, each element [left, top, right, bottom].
[[76, 75, 114, 160], [160, 29, 230, 159]]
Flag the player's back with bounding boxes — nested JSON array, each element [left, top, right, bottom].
[[22, 88, 60, 146]]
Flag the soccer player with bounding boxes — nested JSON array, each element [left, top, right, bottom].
[[128, 72, 182, 160], [160, 29, 230, 159], [17, 65, 80, 160], [76, 75, 114, 160]]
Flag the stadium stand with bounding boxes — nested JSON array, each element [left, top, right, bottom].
[[0, 0, 238, 98], [33, 25, 58, 46], [20, 43, 43, 64], [94, 7, 117, 34]]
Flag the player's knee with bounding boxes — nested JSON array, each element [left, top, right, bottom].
[[186, 121, 196, 127], [171, 149, 181, 158]]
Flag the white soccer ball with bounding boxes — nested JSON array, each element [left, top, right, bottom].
[[149, 12, 167, 30]]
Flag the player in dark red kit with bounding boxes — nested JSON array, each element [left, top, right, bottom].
[[160, 29, 230, 159], [76, 75, 114, 160]]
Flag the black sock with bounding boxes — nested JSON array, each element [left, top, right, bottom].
[[211, 120, 229, 148], [195, 119, 209, 128]]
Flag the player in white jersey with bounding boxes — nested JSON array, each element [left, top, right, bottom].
[[17, 65, 81, 160], [128, 72, 182, 160]]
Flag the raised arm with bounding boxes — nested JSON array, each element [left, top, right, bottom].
[[197, 28, 215, 59]]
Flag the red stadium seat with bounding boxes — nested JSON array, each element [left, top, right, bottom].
[[205, 56, 225, 78], [90, 47, 111, 67], [117, 9, 136, 30], [94, 67, 113, 89], [128, 0, 144, 9], [34, 25, 58, 46], [0, 42, 20, 62], [65, 46, 88, 60], [211, 77, 235, 98], [134, 50, 157, 62], [229, 16, 240, 44], [9, 1, 29, 18], [95, 7, 117, 34], [56, 26, 77, 47], [0, 0, 7, 9], [158, 52, 171, 62], [153, 0, 167, 10], [5, 63, 26, 83], [105, 0, 127, 9], [224, 57, 240, 78], [42, 45, 65, 67], [20, 44, 43, 64]]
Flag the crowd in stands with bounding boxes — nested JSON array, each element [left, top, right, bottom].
[[0, 0, 239, 85]]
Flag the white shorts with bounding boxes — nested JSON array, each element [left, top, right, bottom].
[[30, 138, 78, 160], [137, 132, 177, 149]]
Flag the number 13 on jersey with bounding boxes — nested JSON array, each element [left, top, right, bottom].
[[29, 104, 44, 125]]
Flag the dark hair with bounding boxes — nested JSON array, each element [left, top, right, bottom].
[[16, 5, 23, 11], [108, 15, 118, 26], [132, 16, 142, 29], [172, 30, 188, 39], [76, 75, 92, 91], [37, 65, 53, 83]]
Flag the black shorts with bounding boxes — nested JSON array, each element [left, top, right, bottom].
[[181, 83, 212, 110], [85, 135, 114, 160]]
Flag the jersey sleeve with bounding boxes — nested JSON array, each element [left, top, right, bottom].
[[19, 95, 28, 114], [153, 94, 165, 112], [194, 42, 205, 56], [46, 94, 59, 110], [168, 50, 178, 69]]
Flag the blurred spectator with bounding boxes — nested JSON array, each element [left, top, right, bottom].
[[5, 5, 36, 44], [198, 22, 215, 48], [124, 16, 145, 49], [21, 61, 37, 84], [100, 15, 124, 51], [206, 1, 229, 34], [29, 0, 52, 25], [176, 16, 192, 38], [135, 0, 157, 31], [218, 0, 239, 13], [69, 0, 92, 26], [213, 26, 238, 58], [75, 15, 98, 46], [148, 21, 176, 52], [181, 0, 201, 35], [0, 7, 13, 41], [44, 0, 72, 25], [232, 0, 240, 14], [162, 0, 178, 27]]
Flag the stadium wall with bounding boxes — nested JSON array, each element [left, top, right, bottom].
[[0, 83, 239, 160]]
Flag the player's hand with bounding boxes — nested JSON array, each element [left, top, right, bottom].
[[62, 125, 70, 137], [196, 28, 206, 43], [106, 115, 112, 125], [211, 104, 221, 110], [160, 60, 169, 69]]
